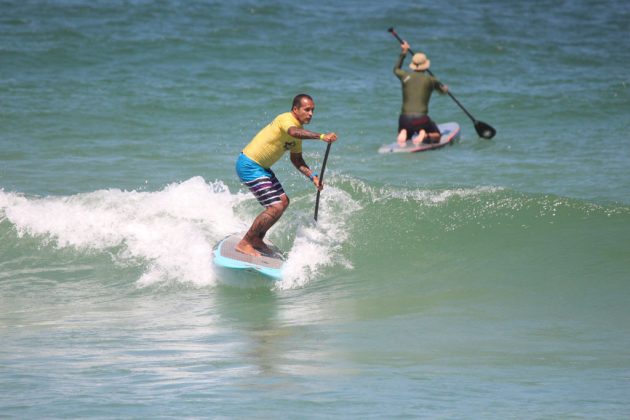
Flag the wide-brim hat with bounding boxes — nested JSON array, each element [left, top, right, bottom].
[[409, 53, 430, 71]]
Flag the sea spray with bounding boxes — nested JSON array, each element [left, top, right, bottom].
[[1, 177, 245, 286], [1, 176, 364, 289], [278, 184, 360, 289]]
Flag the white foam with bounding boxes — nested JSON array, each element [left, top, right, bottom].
[[0, 176, 361, 289], [276, 185, 359, 290], [1, 177, 248, 287], [337, 174, 502, 204]]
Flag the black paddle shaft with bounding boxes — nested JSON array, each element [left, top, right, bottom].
[[313, 141, 332, 222], [388, 27, 496, 139]]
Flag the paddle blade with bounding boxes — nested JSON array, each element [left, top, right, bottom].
[[475, 120, 496, 139]]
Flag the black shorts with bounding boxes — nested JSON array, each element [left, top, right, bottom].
[[398, 114, 439, 140]]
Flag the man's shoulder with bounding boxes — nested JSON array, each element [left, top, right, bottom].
[[274, 112, 300, 128], [410, 71, 436, 82], [273, 111, 295, 121]]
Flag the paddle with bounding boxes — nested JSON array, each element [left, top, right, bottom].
[[313, 141, 332, 222], [388, 27, 496, 140]]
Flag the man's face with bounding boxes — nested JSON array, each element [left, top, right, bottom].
[[292, 98, 315, 125]]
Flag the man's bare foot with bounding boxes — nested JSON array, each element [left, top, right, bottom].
[[413, 130, 427, 146], [397, 129, 408, 147], [235, 240, 261, 257], [252, 240, 274, 256]]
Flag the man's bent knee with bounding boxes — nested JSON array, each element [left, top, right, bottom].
[[278, 194, 289, 210], [268, 199, 288, 216]]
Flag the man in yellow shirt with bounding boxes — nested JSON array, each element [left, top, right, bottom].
[[235, 94, 337, 256]]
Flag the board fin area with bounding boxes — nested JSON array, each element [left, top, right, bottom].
[[378, 122, 461, 154], [213, 233, 285, 280]]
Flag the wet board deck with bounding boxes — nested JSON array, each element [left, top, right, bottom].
[[212, 233, 284, 280], [378, 122, 461, 154]]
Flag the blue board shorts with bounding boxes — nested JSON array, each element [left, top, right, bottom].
[[236, 153, 286, 207]]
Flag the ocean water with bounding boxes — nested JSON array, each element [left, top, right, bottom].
[[1, 0, 630, 418]]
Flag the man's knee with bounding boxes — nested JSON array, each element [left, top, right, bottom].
[[269, 196, 289, 215], [279, 194, 289, 209]]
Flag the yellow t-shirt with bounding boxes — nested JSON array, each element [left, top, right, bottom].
[[242, 112, 303, 169]]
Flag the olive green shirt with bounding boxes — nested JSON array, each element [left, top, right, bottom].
[[394, 53, 442, 115]]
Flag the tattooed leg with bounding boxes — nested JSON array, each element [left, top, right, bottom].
[[237, 199, 288, 256]]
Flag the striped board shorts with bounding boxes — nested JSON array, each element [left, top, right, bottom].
[[235, 153, 286, 207]]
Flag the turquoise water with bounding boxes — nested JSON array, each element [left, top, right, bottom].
[[2, 0, 630, 418]]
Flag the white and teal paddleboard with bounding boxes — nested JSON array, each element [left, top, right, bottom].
[[378, 122, 461, 154], [212, 233, 284, 280]]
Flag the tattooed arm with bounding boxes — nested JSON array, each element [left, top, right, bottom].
[[287, 127, 338, 143], [290, 152, 323, 191]]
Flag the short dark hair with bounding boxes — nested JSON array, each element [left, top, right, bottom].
[[292, 93, 313, 110]]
